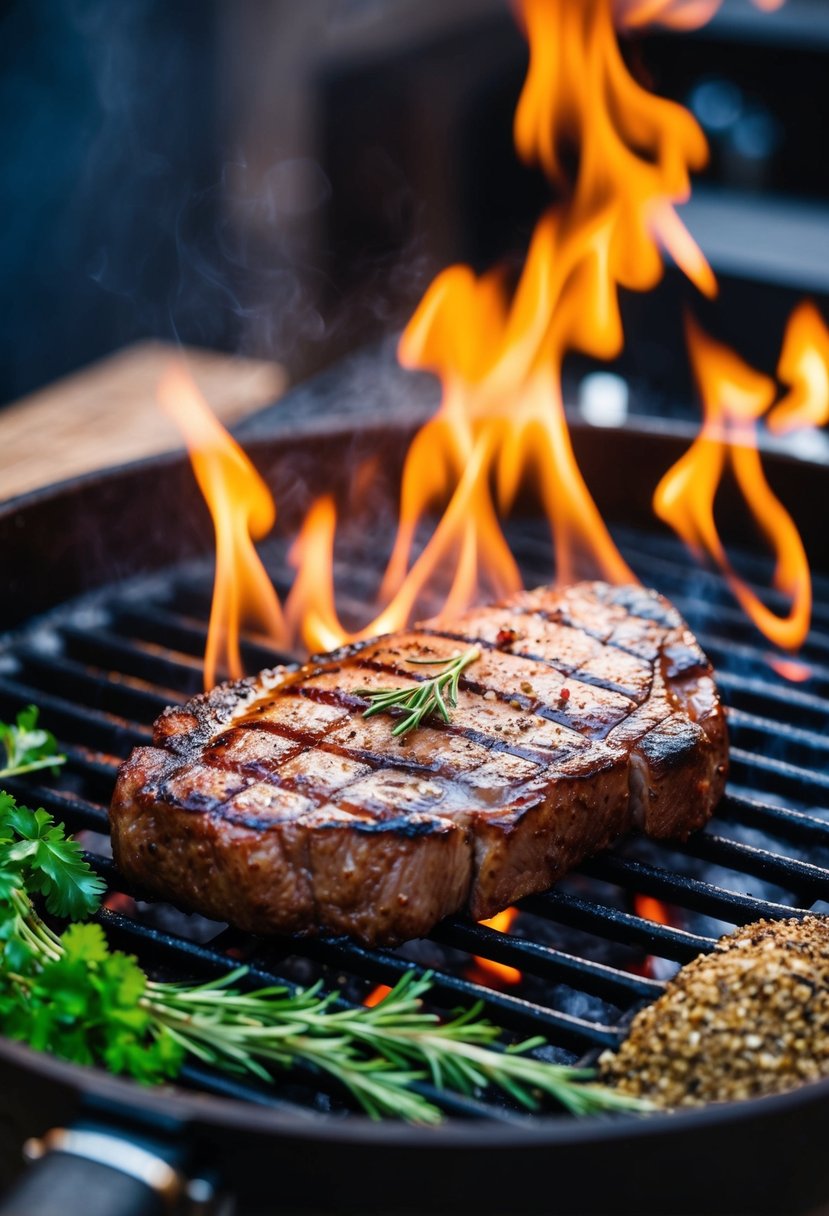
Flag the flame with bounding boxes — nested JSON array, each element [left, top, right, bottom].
[[363, 983, 393, 1008], [164, 0, 798, 684], [654, 307, 828, 652], [768, 300, 829, 435], [768, 656, 812, 684], [289, 0, 717, 653], [473, 907, 522, 986], [157, 363, 286, 688], [634, 894, 672, 926], [616, 0, 784, 26]]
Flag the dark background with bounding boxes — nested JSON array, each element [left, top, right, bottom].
[[1, 0, 828, 424]]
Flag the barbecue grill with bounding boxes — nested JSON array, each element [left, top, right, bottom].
[[1, 353, 828, 1216]]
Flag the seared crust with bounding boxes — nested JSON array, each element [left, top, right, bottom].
[[109, 581, 728, 944]]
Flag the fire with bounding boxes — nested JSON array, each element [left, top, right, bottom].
[[157, 363, 286, 688], [634, 894, 672, 926], [163, 0, 809, 687], [654, 304, 829, 652], [363, 983, 393, 1008], [473, 907, 522, 986], [288, 0, 718, 653], [768, 301, 829, 436], [616, 0, 784, 26]]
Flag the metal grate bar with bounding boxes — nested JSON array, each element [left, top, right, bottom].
[[715, 670, 829, 724], [583, 854, 806, 924], [14, 645, 173, 724], [61, 623, 205, 695], [521, 890, 716, 962], [0, 675, 151, 752], [726, 707, 829, 761], [717, 792, 829, 847], [729, 746, 829, 800], [679, 831, 829, 902], [113, 604, 289, 673], [609, 529, 829, 626], [430, 920, 662, 1004], [296, 937, 622, 1051], [510, 525, 829, 637]]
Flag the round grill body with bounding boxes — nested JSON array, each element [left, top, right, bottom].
[[1, 362, 828, 1216]]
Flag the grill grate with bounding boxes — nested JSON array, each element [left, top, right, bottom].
[[2, 520, 829, 1121]]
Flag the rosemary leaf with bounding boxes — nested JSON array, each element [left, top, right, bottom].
[[354, 647, 481, 737]]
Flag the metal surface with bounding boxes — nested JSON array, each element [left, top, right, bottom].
[[1, 402, 828, 1214]]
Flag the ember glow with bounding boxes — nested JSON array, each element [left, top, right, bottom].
[[363, 983, 393, 1008], [473, 907, 522, 986], [157, 364, 285, 688], [634, 894, 672, 927], [653, 307, 828, 652]]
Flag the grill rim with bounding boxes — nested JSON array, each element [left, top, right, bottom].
[[2, 401, 829, 1157], [6, 1031, 829, 1149]]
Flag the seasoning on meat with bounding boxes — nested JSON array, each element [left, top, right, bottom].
[[109, 581, 728, 946], [599, 915, 829, 1107]]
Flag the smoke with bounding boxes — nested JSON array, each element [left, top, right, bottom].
[[0, 0, 437, 406]]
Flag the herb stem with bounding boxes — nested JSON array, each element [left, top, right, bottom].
[[0, 758, 66, 781], [354, 646, 481, 737]]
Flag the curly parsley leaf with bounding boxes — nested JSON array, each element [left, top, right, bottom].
[[0, 706, 65, 780], [0, 794, 105, 920], [1, 923, 183, 1083]]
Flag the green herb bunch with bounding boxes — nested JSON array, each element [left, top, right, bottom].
[[0, 709, 650, 1123], [354, 647, 481, 737]]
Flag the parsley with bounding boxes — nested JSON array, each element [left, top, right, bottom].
[[0, 705, 66, 781], [0, 793, 106, 920]]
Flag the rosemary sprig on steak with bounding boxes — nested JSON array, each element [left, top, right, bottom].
[[0, 790, 649, 1123], [354, 646, 481, 736]]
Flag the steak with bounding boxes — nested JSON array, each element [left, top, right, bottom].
[[109, 581, 728, 945]]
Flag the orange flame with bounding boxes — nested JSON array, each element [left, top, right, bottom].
[[768, 301, 829, 436], [363, 983, 393, 1008], [654, 306, 828, 652], [288, 0, 717, 653], [634, 894, 672, 926], [616, 0, 784, 26], [157, 363, 286, 688], [473, 907, 522, 986], [164, 0, 797, 687], [768, 656, 812, 684]]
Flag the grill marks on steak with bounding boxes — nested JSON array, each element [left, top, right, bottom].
[[109, 582, 728, 945]]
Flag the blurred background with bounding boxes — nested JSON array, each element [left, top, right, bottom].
[[1, 0, 828, 425]]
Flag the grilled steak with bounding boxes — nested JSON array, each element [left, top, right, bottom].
[[109, 582, 728, 945]]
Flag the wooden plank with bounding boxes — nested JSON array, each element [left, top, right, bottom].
[[0, 341, 286, 501]]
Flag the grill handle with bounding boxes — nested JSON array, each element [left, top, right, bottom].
[[0, 1148, 165, 1216], [0, 1125, 206, 1216]]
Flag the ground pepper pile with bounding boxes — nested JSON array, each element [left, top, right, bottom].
[[599, 915, 829, 1107]]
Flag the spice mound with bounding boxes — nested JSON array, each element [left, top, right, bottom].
[[599, 915, 829, 1108]]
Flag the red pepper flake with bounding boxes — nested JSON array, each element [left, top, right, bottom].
[[559, 687, 571, 702], [495, 628, 518, 649]]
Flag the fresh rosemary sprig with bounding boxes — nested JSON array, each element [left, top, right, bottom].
[[0, 705, 65, 781], [0, 790, 650, 1123], [354, 646, 481, 737]]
